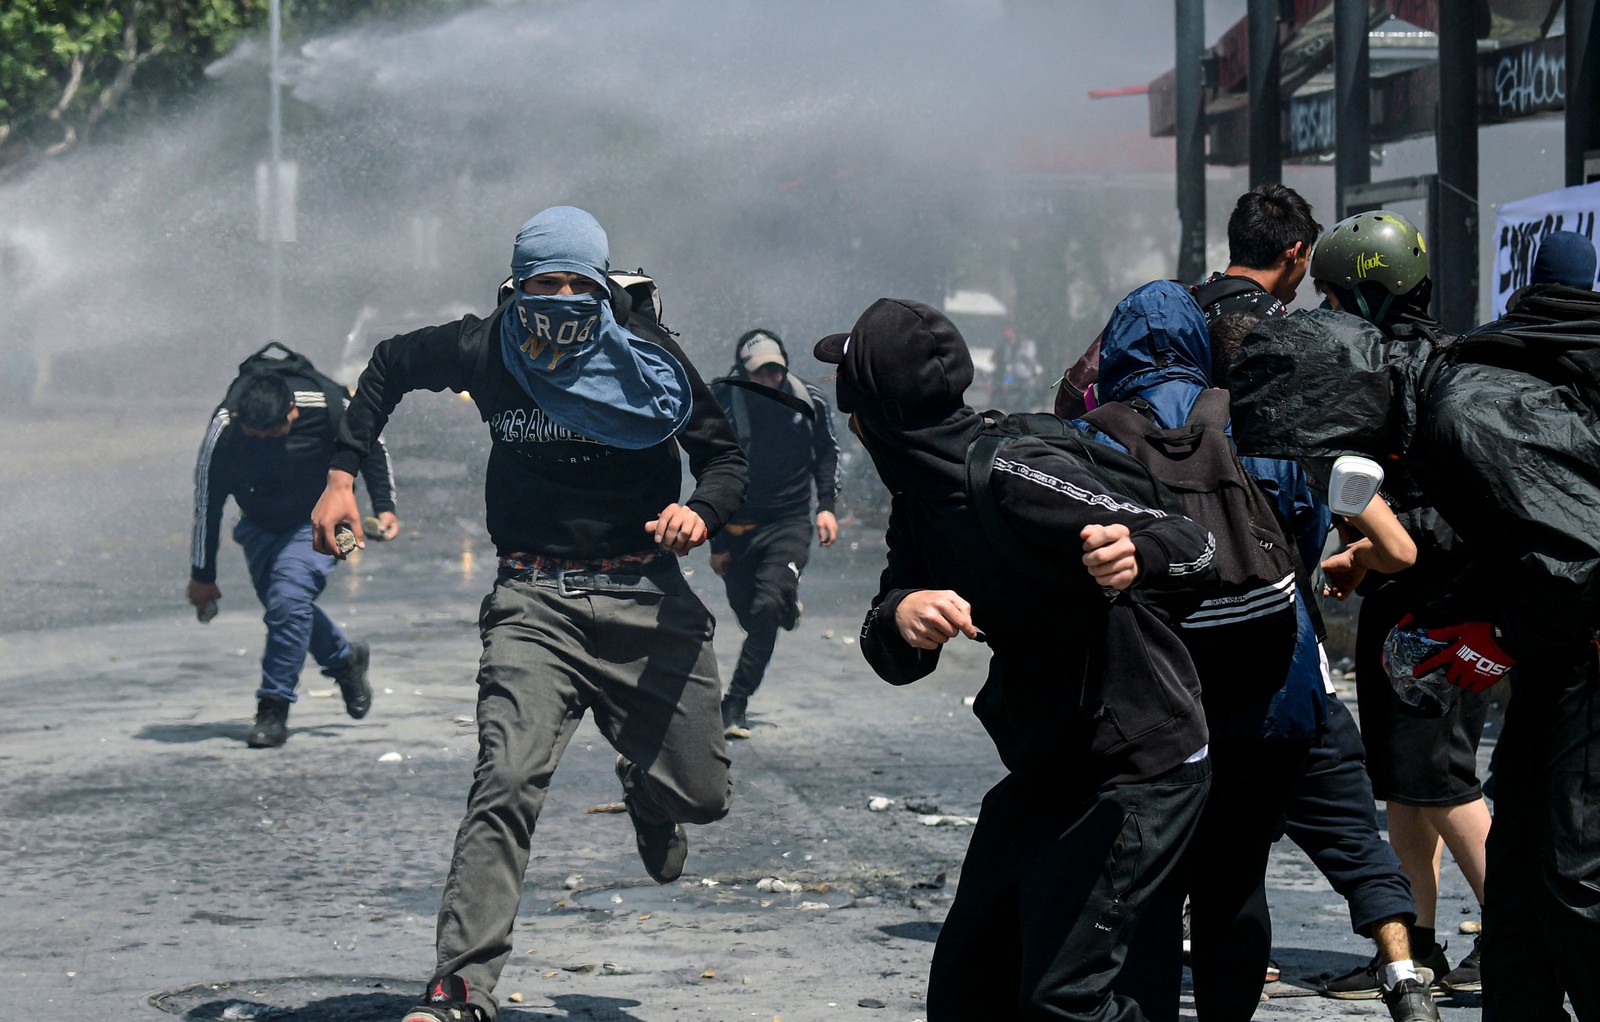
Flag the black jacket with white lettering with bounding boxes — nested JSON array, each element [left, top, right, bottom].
[[330, 292, 747, 560], [859, 409, 1217, 788], [191, 373, 395, 583]]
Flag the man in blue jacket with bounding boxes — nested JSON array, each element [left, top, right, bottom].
[[1094, 281, 1435, 1022]]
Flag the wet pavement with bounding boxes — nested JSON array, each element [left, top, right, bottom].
[[0, 407, 1486, 1021]]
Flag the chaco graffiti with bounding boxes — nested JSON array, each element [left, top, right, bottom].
[[1486, 39, 1565, 121]]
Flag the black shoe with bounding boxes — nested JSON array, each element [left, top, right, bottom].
[[1382, 976, 1442, 1022], [1415, 942, 1450, 985], [401, 975, 487, 1022], [721, 695, 750, 740], [1440, 933, 1482, 993], [1322, 953, 1383, 999], [324, 640, 372, 719], [615, 755, 688, 883], [782, 598, 803, 632], [1324, 944, 1448, 1000], [246, 697, 290, 749]]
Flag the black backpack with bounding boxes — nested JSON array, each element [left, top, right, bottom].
[[1081, 390, 1300, 706], [219, 341, 347, 425], [964, 410, 1186, 579]]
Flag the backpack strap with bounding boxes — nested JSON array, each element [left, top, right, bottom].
[[1190, 275, 1264, 308], [1081, 400, 1166, 452], [964, 427, 1042, 572], [785, 373, 816, 412], [729, 385, 752, 451], [1194, 389, 1331, 642]]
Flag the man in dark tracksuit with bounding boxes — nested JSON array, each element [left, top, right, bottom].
[[708, 329, 840, 737], [312, 206, 746, 1022], [817, 298, 1216, 1021], [189, 356, 396, 748]]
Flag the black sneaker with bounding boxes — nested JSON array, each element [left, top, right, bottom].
[[324, 640, 372, 719], [1440, 933, 1482, 993], [615, 755, 688, 883], [721, 695, 750, 740], [1414, 943, 1450, 989], [246, 697, 290, 749], [1382, 975, 1442, 1022], [782, 597, 803, 632], [1323, 944, 1448, 999], [401, 975, 487, 1022], [1322, 953, 1382, 999]]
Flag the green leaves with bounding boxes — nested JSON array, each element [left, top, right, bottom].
[[0, 0, 455, 165]]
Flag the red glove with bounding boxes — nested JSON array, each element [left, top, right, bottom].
[[1413, 621, 1516, 693]]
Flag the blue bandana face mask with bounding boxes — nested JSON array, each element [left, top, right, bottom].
[[513, 292, 603, 372]]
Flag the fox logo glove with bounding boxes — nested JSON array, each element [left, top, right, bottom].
[[1415, 621, 1515, 693]]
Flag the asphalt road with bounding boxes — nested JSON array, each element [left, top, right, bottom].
[[0, 406, 1487, 1022]]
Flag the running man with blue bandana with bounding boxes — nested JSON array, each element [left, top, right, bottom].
[[311, 206, 748, 1022]]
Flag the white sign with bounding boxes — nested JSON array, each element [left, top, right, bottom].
[[1491, 182, 1600, 316]]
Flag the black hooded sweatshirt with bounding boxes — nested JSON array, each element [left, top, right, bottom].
[[858, 412, 1216, 788], [839, 299, 1217, 790]]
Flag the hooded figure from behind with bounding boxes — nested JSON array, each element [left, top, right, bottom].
[[1225, 279, 1600, 1016], [818, 297, 1217, 1021]]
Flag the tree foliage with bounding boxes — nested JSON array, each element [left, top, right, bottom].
[[0, 0, 458, 168]]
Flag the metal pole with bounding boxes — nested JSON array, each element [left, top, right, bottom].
[[1436, 6, 1479, 331], [1568, 0, 1599, 186], [1334, 0, 1371, 218], [1248, 0, 1282, 186], [268, 0, 283, 342], [1176, 0, 1207, 282]]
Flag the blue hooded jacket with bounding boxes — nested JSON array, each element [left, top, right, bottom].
[[1086, 280, 1329, 742]]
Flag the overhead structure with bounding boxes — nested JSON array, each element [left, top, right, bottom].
[[1149, 0, 1596, 330]]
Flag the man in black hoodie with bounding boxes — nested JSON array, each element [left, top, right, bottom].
[[1228, 274, 1600, 1019], [312, 206, 747, 1022], [816, 298, 1216, 1022]]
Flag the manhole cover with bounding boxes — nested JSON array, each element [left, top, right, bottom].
[[150, 976, 417, 1021], [570, 880, 853, 915]]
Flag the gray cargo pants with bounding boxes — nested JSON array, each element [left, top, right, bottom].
[[433, 558, 733, 1015]]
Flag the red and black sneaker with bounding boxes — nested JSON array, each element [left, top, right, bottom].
[[401, 975, 487, 1022]]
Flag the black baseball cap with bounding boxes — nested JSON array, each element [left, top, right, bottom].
[[814, 299, 974, 420]]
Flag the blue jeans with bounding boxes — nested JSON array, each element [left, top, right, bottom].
[[234, 518, 350, 703]]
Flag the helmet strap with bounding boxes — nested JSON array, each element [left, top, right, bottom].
[[1353, 288, 1396, 327]]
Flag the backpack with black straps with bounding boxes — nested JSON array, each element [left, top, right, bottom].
[[1079, 390, 1299, 706], [218, 341, 347, 426]]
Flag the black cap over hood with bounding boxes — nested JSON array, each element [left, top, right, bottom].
[[1226, 308, 1435, 463], [816, 298, 979, 502]]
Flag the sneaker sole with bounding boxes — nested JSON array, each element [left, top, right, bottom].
[[724, 725, 752, 740], [1440, 979, 1482, 993], [1322, 988, 1382, 1001]]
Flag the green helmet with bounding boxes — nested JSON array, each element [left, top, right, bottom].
[[1309, 210, 1430, 297]]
